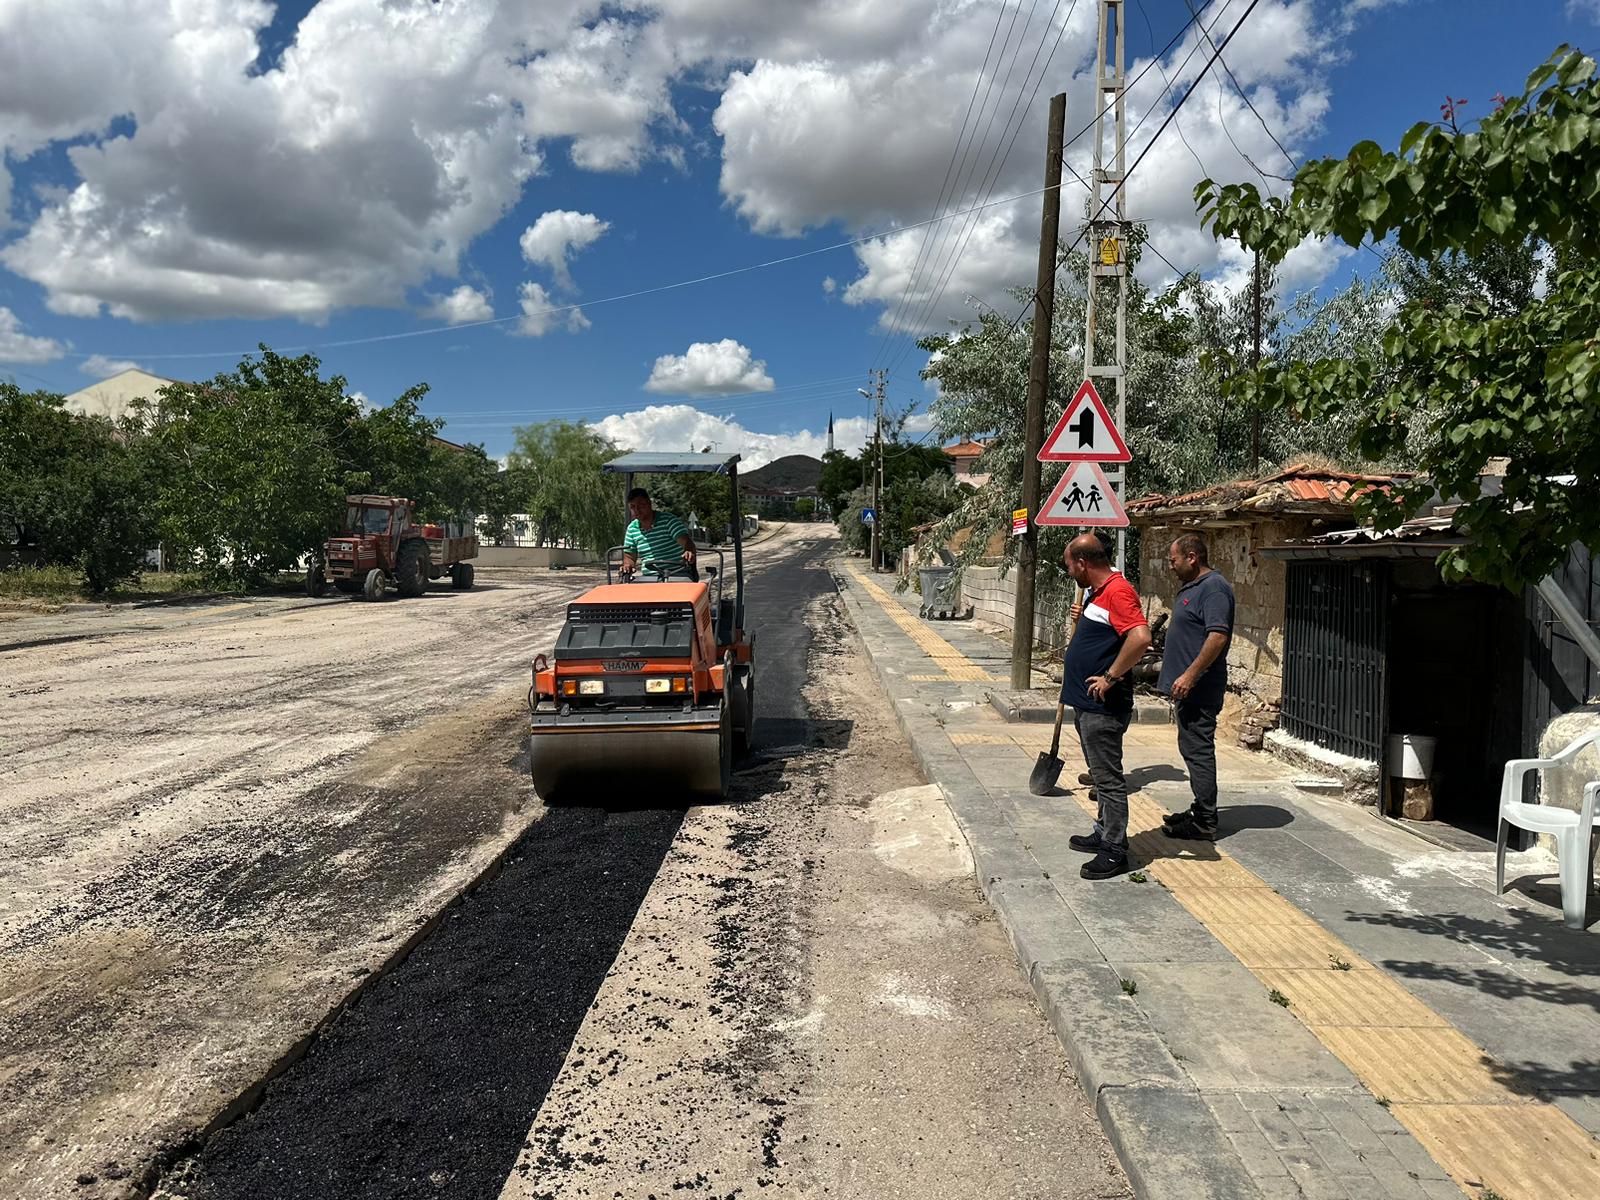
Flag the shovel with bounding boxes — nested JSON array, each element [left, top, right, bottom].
[[1028, 585, 1087, 796], [1029, 702, 1068, 795]]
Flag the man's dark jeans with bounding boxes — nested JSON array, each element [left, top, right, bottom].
[[1076, 709, 1132, 857], [1176, 699, 1221, 830]]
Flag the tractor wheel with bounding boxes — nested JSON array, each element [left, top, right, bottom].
[[362, 568, 386, 601], [305, 564, 327, 597], [451, 562, 475, 590], [395, 539, 429, 597]]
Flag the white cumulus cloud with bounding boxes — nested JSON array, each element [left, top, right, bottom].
[[79, 354, 143, 378], [519, 210, 611, 290], [424, 285, 494, 325], [515, 281, 590, 338], [0, 308, 65, 364], [644, 339, 775, 395]]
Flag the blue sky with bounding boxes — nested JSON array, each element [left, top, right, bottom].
[[1, 0, 1594, 467]]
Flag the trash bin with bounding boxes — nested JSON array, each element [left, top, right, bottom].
[[918, 565, 961, 619]]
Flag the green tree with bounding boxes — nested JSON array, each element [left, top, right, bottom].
[[477, 462, 536, 545], [422, 440, 498, 525], [509, 420, 624, 552], [138, 347, 440, 585], [1195, 47, 1600, 588], [0, 384, 158, 592]]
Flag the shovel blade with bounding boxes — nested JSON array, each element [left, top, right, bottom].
[[1029, 751, 1064, 796]]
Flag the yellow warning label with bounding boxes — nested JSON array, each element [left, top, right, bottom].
[[1098, 236, 1120, 265]]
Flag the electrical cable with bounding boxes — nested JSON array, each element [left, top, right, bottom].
[[870, 0, 1019, 349], [881, 0, 1063, 371]]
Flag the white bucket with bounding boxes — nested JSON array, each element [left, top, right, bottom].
[[1387, 733, 1437, 782]]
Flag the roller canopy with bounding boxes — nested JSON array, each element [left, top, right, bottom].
[[602, 452, 742, 475]]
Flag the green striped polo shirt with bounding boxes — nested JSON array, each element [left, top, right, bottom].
[[624, 511, 691, 569]]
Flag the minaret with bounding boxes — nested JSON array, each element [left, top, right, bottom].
[[827, 412, 834, 454]]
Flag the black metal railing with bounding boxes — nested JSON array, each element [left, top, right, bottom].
[[1283, 561, 1389, 762]]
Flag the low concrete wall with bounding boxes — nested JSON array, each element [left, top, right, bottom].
[[476, 546, 594, 569]]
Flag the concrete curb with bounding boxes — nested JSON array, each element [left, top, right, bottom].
[[832, 565, 1262, 1200], [988, 689, 1176, 726]]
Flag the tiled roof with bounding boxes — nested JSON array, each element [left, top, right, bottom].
[[1127, 463, 1410, 519], [943, 439, 986, 458]]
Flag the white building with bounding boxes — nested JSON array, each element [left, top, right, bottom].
[[61, 368, 177, 422]]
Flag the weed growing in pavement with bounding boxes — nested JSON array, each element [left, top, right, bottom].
[[1128, 871, 1147, 883], [1376, 1096, 1391, 1108], [1120, 978, 1137, 997], [1479, 1190, 1505, 1200], [1268, 989, 1290, 1007], [1329, 955, 1352, 971]]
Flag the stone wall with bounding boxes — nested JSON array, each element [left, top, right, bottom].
[[1135, 519, 1325, 745]]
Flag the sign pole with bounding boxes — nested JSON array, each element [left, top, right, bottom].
[[1011, 92, 1066, 692]]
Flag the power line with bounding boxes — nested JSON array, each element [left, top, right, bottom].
[[881, 0, 1062, 368], [871, 0, 1023, 349], [883, 0, 1080, 381]]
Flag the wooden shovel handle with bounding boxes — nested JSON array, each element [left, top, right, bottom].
[[1049, 701, 1066, 758]]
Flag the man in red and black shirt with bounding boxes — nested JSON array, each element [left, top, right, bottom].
[[1061, 533, 1152, 879]]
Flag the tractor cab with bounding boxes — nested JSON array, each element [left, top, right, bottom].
[[528, 452, 754, 800]]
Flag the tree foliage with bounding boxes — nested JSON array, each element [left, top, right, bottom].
[[508, 420, 625, 552], [918, 231, 1363, 580], [0, 384, 158, 592], [138, 347, 458, 585], [1195, 47, 1600, 588]]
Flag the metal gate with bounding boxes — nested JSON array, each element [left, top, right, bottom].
[[1283, 561, 1389, 761]]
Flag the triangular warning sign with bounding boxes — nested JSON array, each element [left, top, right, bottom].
[[1039, 380, 1130, 463], [1036, 462, 1128, 528]]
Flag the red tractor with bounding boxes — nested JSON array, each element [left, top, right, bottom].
[[305, 495, 478, 600]]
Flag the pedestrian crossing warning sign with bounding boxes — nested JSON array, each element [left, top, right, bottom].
[[1036, 461, 1128, 528], [1038, 379, 1130, 463]]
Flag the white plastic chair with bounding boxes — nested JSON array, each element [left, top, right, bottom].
[[1497, 728, 1600, 929]]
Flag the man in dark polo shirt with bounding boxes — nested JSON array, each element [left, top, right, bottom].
[[1061, 533, 1152, 879], [1158, 533, 1235, 840]]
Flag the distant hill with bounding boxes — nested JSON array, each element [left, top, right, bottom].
[[742, 454, 822, 491]]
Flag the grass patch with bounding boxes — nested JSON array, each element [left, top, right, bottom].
[[1120, 978, 1138, 997], [1268, 989, 1291, 1007], [0, 564, 214, 607], [1129, 870, 1148, 883]]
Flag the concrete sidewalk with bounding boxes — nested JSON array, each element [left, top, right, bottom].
[[837, 562, 1600, 1200]]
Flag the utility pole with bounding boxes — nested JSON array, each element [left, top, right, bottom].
[[1011, 92, 1067, 691], [861, 370, 885, 572], [1086, 0, 1129, 571], [1250, 249, 1262, 475]]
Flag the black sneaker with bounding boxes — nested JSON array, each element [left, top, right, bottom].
[[1080, 850, 1130, 880], [1077, 771, 1094, 786], [1167, 814, 1216, 841], [1068, 832, 1104, 853]]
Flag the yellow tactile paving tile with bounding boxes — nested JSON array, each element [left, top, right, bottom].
[[1315, 1026, 1532, 1105], [1251, 968, 1446, 1028], [1207, 920, 1378, 969], [948, 732, 1028, 746], [1394, 1103, 1600, 1197], [1143, 853, 1269, 889], [1168, 886, 1321, 928], [850, 569, 1000, 682]]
